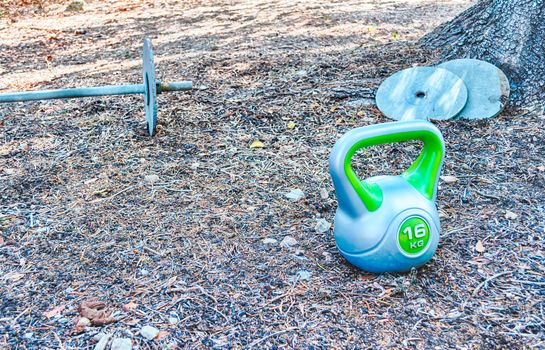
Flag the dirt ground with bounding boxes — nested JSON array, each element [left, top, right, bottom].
[[1, 0, 544, 349]]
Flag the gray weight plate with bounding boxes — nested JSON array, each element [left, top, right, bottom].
[[143, 38, 158, 136], [376, 67, 468, 121], [438, 59, 509, 120]]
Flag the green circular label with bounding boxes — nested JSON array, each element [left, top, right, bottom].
[[398, 216, 430, 255]]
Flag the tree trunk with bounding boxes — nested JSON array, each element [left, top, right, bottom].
[[420, 0, 545, 113]]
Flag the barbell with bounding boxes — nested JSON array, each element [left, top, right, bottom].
[[0, 38, 192, 136]]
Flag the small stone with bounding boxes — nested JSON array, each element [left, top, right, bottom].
[[315, 218, 332, 233], [168, 317, 178, 325], [285, 189, 304, 201], [322, 251, 332, 262], [144, 174, 159, 184], [23, 332, 33, 340], [65, 0, 85, 12], [319, 188, 329, 199], [3, 168, 16, 175], [93, 333, 111, 350], [296, 70, 307, 77], [77, 317, 91, 327], [289, 270, 312, 282], [140, 325, 160, 340], [505, 210, 518, 220], [111, 338, 132, 350], [280, 236, 298, 248], [140, 269, 149, 276], [262, 238, 278, 244], [475, 240, 485, 253], [93, 332, 107, 342], [250, 140, 265, 149]]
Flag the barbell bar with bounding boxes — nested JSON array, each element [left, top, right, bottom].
[[0, 38, 192, 136]]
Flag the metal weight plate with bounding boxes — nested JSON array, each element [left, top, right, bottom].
[[438, 59, 510, 120], [143, 38, 158, 136], [376, 67, 468, 121]]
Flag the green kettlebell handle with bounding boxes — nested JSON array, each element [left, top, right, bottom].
[[343, 122, 444, 212]]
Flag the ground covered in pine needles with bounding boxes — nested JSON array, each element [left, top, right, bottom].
[[1, 0, 544, 349]]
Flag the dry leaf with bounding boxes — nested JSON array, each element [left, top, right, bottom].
[[440, 175, 459, 184], [382, 288, 395, 297], [155, 331, 170, 341], [123, 301, 138, 312], [78, 300, 116, 326], [475, 240, 485, 253], [505, 210, 518, 220], [249, 140, 265, 149], [44, 305, 65, 319], [287, 121, 296, 129]]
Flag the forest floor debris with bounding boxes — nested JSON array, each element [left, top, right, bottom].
[[1, 0, 544, 348]]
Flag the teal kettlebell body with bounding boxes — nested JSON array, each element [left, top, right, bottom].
[[329, 121, 445, 273]]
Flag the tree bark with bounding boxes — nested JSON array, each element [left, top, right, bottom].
[[420, 0, 545, 113]]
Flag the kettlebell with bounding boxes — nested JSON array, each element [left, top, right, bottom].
[[329, 121, 445, 273]]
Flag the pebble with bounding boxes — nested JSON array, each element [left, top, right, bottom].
[[322, 251, 332, 262], [280, 236, 298, 248], [93, 333, 111, 350], [319, 188, 329, 199], [168, 317, 178, 325], [65, 0, 85, 12], [144, 174, 160, 184], [110, 338, 132, 350], [140, 325, 160, 340], [93, 332, 107, 342], [315, 218, 332, 233], [285, 189, 304, 201], [505, 210, 518, 220], [262, 238, 278, 245], [77, 317, 91, 327], [289, 270, 312, 282]]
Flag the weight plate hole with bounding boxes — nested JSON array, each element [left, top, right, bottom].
[[145, 73, 150, 106]]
